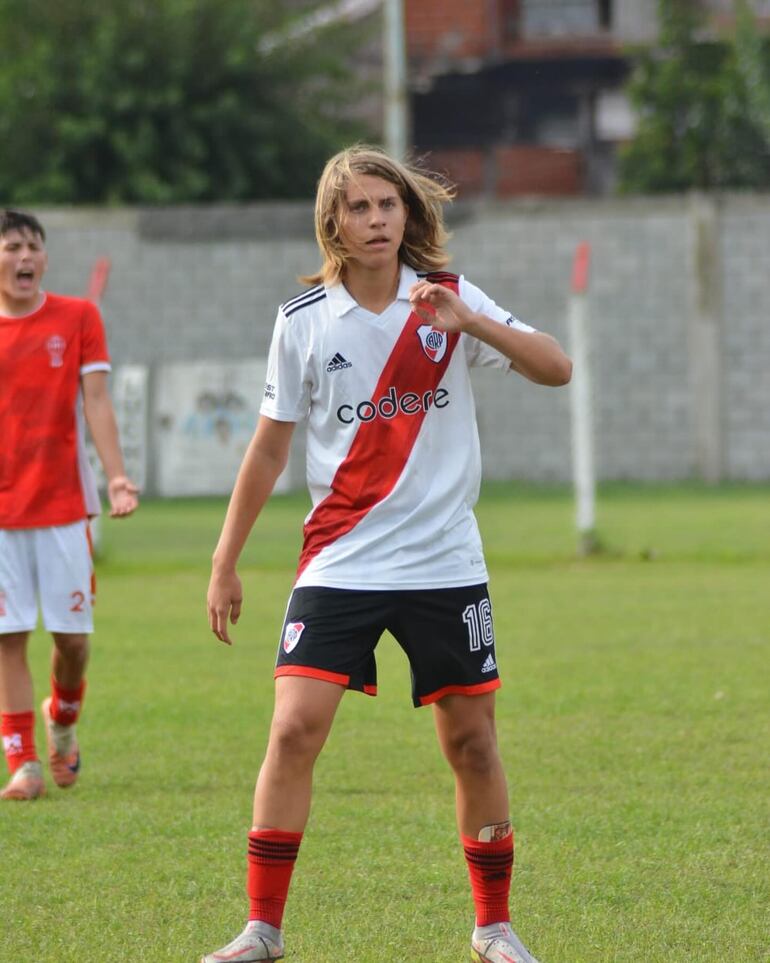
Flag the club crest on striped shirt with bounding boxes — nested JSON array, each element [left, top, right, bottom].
[[283, 621, 305, 653], [416, 324, 447, 363]]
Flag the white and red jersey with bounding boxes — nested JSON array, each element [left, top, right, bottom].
[[262, 265, 536, 590], [0, 293, 111, 529]]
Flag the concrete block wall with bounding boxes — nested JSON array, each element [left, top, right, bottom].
[[35, 193, 770, 488], [40, 206, 319, 365], [459, 196, 696, 482], [720, 197, 770, 480]]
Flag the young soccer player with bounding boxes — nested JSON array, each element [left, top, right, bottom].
[[0, 209, 138, 801], [204, 146, 572, 963]]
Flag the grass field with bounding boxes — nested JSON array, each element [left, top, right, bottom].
[[1, 483, 768, 962]]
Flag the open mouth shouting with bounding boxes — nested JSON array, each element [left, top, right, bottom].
[[0, 228, 48, 313]]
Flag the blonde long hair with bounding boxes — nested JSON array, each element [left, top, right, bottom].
[[300, 145, 455, 286]]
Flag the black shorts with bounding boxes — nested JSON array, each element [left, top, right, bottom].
[[275, 583, 500, 708]]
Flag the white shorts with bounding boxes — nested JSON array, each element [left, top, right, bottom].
[[0, 521, 95, 634]]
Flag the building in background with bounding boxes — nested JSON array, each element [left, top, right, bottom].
[[404, 0, 770, 197], [406, 0, 652, 197]]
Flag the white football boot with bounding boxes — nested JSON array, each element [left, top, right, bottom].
[[201, 920, 284, 962], [471, 922, 541, 963]]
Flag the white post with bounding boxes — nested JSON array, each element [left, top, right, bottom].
[[383, 0, 408, 160], [86, 257, 112, 557], [567, 241, 597, 555]]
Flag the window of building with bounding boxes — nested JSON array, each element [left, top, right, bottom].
[[500, 0, 520, 41], [598, 0, 612, 29], [522, 1, 603, 38]]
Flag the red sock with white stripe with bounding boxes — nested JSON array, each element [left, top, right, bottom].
[[1, 711, 38, 774], [247, 829, 303, 928], [462, 831, 514, 925], [50, 677, 86, 726]]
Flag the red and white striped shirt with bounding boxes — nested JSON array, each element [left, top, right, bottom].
[[260, 265, 535, 590]]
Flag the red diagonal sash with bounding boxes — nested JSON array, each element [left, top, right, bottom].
[[296, 275, 459, 580]]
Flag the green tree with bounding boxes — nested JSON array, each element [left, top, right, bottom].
[[733, 0, 770, 147], [619, 0, 770, 192], [0, 0, 374, 204]]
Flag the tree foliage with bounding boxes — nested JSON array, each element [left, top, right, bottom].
[[619, 0, 770, 192], [0, 0, 374, 204]]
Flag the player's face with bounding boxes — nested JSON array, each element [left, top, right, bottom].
[[0, 228, 48, 314], [338, 174, 408, 272]]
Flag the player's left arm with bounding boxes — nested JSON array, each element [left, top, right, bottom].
[[409, 280, 572, 386], [81, 370, 139, 517]]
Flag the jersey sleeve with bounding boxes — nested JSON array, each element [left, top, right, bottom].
[[80, 300, 111, 374], [260, 307, 311, 422], [459, 276, 537, 370]]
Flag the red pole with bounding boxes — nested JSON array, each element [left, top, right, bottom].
[[86, 256, 112, 305]]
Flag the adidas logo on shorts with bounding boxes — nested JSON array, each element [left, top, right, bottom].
[[326, 352, 352, 373], [481, 653, 497, 673]]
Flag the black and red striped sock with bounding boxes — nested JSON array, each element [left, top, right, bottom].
[[462, 831, 514, 926], [247, 829, 303, 929]]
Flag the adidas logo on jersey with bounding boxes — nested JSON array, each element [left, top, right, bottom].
[[481, 653, 497, 674], [326, 352, 352, 373]]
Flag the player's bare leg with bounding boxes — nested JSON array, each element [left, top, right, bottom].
[[0, 631, 44, 800], [51, 631, 90, 689], [0, 632, 33, 712], [433, 692, 541, 963], [202, 676, 345, 962], [252, 675, 344, 830], [42, 632, 89, 787], [433, 691, 509, 836]]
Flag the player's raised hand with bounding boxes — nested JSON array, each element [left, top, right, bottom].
[[207, 568, 243, 646], [107, 475, 139, 517], [408, 280, 475, 333]]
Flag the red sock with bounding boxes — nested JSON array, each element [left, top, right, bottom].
[[1, 711, 38, 774], [462, 831, 514, 926], [247, 829, 303, 928], [50, 677, 86, 726]]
